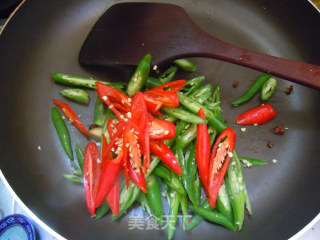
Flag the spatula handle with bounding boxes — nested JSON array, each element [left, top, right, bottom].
[[200, 37, 320, 89]]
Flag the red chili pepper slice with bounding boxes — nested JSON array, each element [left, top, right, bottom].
[[196, 108, 210, 195], [52, 99, 89, 136], [236, 104, 277, 125], [143, 90, 179, 110], [106, 177, 120, 216], [128, 159, 147, 193], [131, 92, 150, 172], [123, 122, 142, 170], [208, 128, 236, 207], [149, 80, 186, 93], [95, 82, 131, 119], [148, 115, 175, 140], [95, 135, 123, 207], [142, 80, 185, 113], [142, 94, 164, 115], [149, 139, 182, 175], [83, 142, 101, 216]]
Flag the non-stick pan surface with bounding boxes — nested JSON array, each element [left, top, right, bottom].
[[0, 0, 320, 239]]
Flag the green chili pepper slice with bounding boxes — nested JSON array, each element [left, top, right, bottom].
[[189, 84, 212, 104], [192, 175, 202, 206], [216, 181, 234, 222], [60, 88, 89, 104], [95, 200, 110, 219], [51, 107, 73, 160], [189, 205, 237, 232], [225, 157, 245, 231], [177, 93, 227, 133], [146, 175, 163, 225], [231, 73, 270, 106], [74, 144, 84, 172], [127, 53, 151, 96], [173, 59, 196, 72], [240, 157, 267, 167], [164, 171, 185, 195], [179, 193, 189, 226], [153, 165, 172, 182], [162, 107, 207, 124], [62, 174, 82, 183], [179, 124, 197, 150], [168, 190, 180, 240], [261, 77, 277, 101], [185, 199, 213, 231], [158, 66, 177, 83], [52, 72, 126, 92], [93, 96, 105, 126], [145, 76, 163, 88], [183, 76, 205, 96]]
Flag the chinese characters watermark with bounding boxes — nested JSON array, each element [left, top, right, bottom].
[[128, 214, 192, 230]]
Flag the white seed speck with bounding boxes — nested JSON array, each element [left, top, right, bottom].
[[124, 118, 128, 122], [285, 127, 289, 130], [128, 98, 132, 103], [126, 143, 130, 148], [78, 114, 81, 118], [109, 104, 114, 109], [62, 116, 65, 120], [228, 152, 233, 158], [37, 145, 41, 151], [272, 159, 278, 163], [164, 130, 169, 135], [97, 158, 101, 164], [102, 96, 108, 101], [126, 112, 132, 118], [121, 100, 125, 104], [170, 192, 175, 198], [129, 153, 133, 158], [240, 128, 246, 132], [231, 161, 236, 166], [254, 123, 258, 126], [130, 128, 135, 133], [153, 65, 158, 71]]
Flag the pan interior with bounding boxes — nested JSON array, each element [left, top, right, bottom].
[[0, 0, 319, 240]]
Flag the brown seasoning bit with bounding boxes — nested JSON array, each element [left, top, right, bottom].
[[89, 124, 98, 130], [267, 141, 274, 148], [284, 85, 293, 95], [274, 125, 285, 135], [233, 81, 239, 88]]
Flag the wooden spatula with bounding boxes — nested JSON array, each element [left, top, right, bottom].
[[79, 2, 320, 89]]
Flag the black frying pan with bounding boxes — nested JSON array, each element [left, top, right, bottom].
[[0, 0, 320, 240]]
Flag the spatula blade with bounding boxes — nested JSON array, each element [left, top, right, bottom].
[[78, 2, 196, 67]]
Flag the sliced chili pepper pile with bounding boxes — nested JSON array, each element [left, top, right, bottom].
[[89, 79, 185, 215], [52, 56, 280, 239]]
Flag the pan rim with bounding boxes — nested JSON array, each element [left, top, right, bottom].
[[0, 0, 319, 239]]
